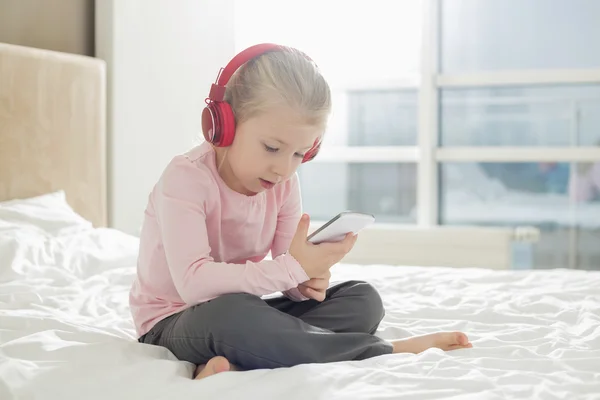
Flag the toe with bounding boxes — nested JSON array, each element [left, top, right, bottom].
[[447, 342, 472, 351], [455, 332, 469, 346]]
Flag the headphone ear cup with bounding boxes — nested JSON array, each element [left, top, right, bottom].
[[202, 102, 236, 147], [302, 140, 321, 163], [216, 102, 236, 147], [202, 102, 220, 144]]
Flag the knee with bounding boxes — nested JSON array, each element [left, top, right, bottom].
[[340, 280, 385, 331], [349, 280, 385, 316]]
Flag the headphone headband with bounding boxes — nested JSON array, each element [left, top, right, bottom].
[[207, 43, 283, 103]]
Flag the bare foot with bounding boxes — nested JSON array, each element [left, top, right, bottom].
[[194, 356, 235, 380], [391, 331, 473, 354]]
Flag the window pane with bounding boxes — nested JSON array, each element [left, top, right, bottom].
[[298, 162, 416, 224], [440, 162, 600, 270], [348, 90, 417, 146], [441, 0, 600, 72], [234, 1, 421, 147], [440, 85, 600, 146]]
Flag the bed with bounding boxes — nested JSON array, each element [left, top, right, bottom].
[[1, 43, 599, 400]]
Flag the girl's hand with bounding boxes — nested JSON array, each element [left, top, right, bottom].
[[297, 270, 331, 302], [289, 214, 357, 279]]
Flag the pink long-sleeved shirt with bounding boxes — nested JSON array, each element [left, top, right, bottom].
[[129, 142, 310, 337]]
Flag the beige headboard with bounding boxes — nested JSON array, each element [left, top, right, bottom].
[[0, 42, 107, 227]]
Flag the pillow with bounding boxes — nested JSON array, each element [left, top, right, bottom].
[[0, 191, 92, 236]]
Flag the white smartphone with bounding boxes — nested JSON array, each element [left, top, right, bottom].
[[307, 211, 375, 244]]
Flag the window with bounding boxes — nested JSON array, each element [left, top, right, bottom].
[[235, 0, 600, 270], [440, 85, 600, 147], [299, 162, 416, 223], [348, 90, 418, 147], [437, 0, 600, 270]]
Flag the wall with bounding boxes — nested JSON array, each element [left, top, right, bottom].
[[95, 0, 235, 235], [0, 0, 94, 56]]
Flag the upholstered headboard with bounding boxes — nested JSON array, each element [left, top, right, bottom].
[[0, 42, 107, 227]]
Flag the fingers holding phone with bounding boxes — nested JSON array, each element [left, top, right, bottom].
[[289, 213, 364, 278], [317, 232, 357, 263], [327, 231, 358, 252], [289, 214, 336, 278]]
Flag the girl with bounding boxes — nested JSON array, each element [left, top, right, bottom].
[[129, 43, 472, 380]]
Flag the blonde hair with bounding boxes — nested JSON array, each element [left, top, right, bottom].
[[224, 47, 332, 131]]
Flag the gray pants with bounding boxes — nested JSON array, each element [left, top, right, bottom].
[[139, 280, 393, 370]]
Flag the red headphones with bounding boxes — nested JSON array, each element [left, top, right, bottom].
[[201, 43, 321, 163]]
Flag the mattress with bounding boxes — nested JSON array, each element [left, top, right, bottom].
[[1, 193, 599, 400]]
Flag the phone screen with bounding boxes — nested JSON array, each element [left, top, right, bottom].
[[307, 211, 374, 244], [306, 213, 343, 241]]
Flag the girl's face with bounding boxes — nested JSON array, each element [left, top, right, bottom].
[[216, 107, 322, 196]]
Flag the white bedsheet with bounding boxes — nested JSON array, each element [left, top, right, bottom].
[[1, 196, 599, 399]]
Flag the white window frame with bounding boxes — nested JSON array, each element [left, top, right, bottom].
[[304, 0, 600, 269]]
